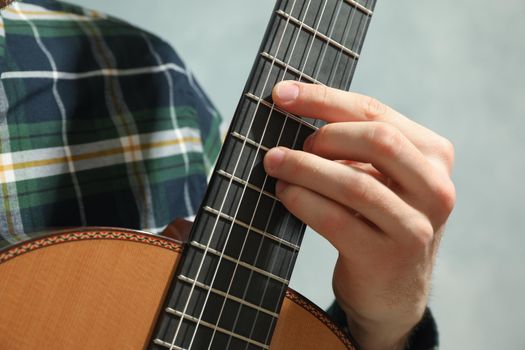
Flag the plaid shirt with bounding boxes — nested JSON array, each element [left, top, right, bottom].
[[0, 0, 222, 248]]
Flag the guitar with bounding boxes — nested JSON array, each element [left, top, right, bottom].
[[0, 0, 377, 348]]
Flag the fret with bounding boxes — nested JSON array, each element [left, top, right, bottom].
[[230, 96, 284, 151], [168, 249, 282, 344], [153, 321, 264, 350], [284, 0, 373, 20], [262, 14, 359, 89], [222, 125, 314, 199], [283, 0, 329, 34], [231, 131, 270, 153], [276, 9, 360, 60], [248, 51, 317, 98], [190, 209, 297, 280], [260, 51, 322, 85], [262, 16, 322, 88], [153, 338, 186, 350], [266, 1, 372, 88], [244, 92, 318, 132], [152, 314, 211, 350], [338, 2, 372, 67], [205, 176, 289, 237], [203, 206, 300, 251], [165, 308, 269, 350], [178, 275, 280, 318], [344, 0, 374, 16], [206, 155, 307, 247], [218, 136, 275, 195], [153, 260, 282, 349], [217, 169, 278, 201], [230, 94, 317, 155], [176, 246, 289, 316], [190, 241, 289, 285]]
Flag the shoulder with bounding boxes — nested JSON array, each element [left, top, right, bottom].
[[1, 0, 187, 74]]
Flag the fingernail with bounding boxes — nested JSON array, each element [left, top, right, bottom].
[[303, 132, 316, 152], [275, 81, 300, 102], [275, 180, 289, 195], [264, 147, 286, 173]]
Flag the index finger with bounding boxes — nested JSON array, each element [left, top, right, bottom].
[[272, 81, 444, 153]]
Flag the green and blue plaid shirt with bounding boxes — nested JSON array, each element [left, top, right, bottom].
[[0, 0, 222, 248]]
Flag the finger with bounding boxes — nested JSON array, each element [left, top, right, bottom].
[[304, 122, 439, 198], [273, 81, 450, 161], [162, 218, 193, 242], [274, 180, 383, 259], [338, 160, 386, 184], [264, 147, 429, 239]]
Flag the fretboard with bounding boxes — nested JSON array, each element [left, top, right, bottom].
[[151, 0, 377, 348]]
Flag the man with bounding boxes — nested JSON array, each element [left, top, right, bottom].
[[0, 1, 454, 349]]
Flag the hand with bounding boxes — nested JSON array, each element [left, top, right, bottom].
[[263, 81, 455, 350]]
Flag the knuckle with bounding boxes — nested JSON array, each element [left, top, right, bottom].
[[427, 135, 455, 173], [404, 217, 435, 252], [342, 171, 374, 203], [368, 123, 404, 158], [438, 136, 455, 169], [362, 96, 387, 120], [432, 179, 457, 216], [318, 208, 348, 236]]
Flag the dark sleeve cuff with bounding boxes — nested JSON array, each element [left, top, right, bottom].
[[326, 302, 439, 350]]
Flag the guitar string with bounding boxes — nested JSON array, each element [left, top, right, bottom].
[[240, 0, 374, 345], [311, 0, 345, 83], [342, 0, 374, 90], [272, 0, 371, 326], [260, 2, 375, 345], [223, 1, 336, 347], [207, 0, 372, 348], [203, 0, 321, 347], [228, 0, 369, 345], [324, 0, 358, 87], [233, 0, 375, 347], [217, 0, 371, 346], [259, 0, 376, 334], [173, 1, 305, 349], [250, 0, 358, 345], [167, 0, 374, 348]]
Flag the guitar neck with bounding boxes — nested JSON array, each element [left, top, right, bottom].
[[151, 0, 377, 348]]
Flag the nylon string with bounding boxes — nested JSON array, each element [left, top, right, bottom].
[[199, 0, 319, 347], [219, 0, 331, 346], [241, 0, 374, 345], [249, 0, 357, 345], [210, 0, 370, 347], [259, 1, 375, 345], [170, 1, 304, 349], [169, 0, 374, 348]]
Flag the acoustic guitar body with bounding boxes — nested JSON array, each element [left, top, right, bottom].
[[0, 229, 354, 350]]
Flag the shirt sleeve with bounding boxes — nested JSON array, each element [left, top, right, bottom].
[[326, 302, 439, 349]]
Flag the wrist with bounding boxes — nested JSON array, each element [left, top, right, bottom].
[[346, 315, 411, 350], [344, 305, 426, 350]]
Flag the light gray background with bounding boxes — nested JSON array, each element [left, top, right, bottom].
[[69, 1, 525, 348]]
